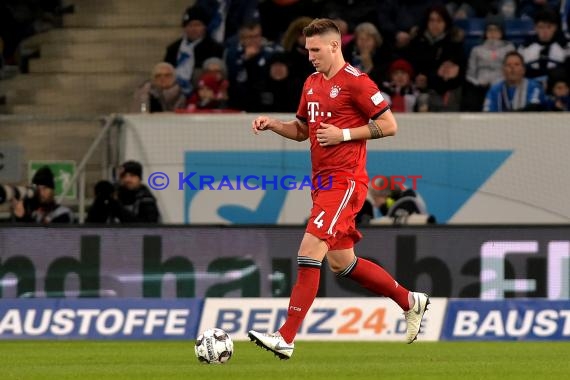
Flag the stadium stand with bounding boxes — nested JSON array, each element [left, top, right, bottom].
[[504, 17, 535, 45], [1, 0, 190, 116], [0, 0, 194, 219], [455, 16, 535, 55]]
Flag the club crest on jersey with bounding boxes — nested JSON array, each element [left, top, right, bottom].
[[329, 85, 341, 98]]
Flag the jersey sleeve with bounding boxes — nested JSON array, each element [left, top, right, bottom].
[[352, 74, 390, 120], [296, 77, 310, 123]]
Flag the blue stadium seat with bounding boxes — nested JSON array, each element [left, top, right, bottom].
[[505, 18, 535, 46], [455, 18, 487, 56], [455, 18, 486, 38]]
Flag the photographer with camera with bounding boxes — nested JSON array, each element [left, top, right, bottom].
[[86, 160, 160, 224], [7, 166, 73, 224], [356, 176, 435, 226]]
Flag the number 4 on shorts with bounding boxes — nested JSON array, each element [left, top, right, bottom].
[[313, 211, 325, 229]]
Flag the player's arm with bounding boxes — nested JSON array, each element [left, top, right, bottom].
[[316, 108, 396, 146], [252, 116, 309, 142], [345, 108, 397, 141]]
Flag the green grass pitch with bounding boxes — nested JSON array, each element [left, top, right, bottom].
[[0, 341, 568, 379]]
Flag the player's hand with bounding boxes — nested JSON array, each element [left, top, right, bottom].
[[252, 116, 273, 135], [316, 122, 343, 146]]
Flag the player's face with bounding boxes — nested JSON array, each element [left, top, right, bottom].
[[305, 34, 334, 74]]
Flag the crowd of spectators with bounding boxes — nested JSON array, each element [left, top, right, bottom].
[[133, 0, 570, 114]]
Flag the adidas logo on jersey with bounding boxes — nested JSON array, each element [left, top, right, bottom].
[[307, 88, 313, 95]]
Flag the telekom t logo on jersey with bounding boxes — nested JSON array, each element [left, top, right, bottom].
[[307, 102, 332, 122]]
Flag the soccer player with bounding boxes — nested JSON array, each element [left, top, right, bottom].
[[248, 19, 429, 360]]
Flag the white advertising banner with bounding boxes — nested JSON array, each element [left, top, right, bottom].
[[199, 298, 447, 342], [121, 113, 570, 224]]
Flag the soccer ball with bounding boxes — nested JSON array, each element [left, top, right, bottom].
[[194, 328, 234, 364]]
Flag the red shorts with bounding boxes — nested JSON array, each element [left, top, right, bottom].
[[305, 178, 367, 250]]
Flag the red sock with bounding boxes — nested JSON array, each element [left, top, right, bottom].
[[347, 258, 410, 310], [279, 264, 320, 343]]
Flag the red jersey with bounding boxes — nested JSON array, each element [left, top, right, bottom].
[[296, 63, 390, 187]]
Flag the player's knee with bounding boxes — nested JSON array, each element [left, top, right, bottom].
[[297, 236, 328, 261], [328, 255, 358, 277], [327, 260, 345, 274], [297, 247, 325, 261]]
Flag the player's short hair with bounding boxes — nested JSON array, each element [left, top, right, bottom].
[[303, 18, 341, 38]]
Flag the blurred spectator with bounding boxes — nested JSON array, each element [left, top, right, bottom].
[[11, 166, 73, 224], [225, 20, 280, 111], [186, 71, 230, 111], [85, 180, 116, 224], [416, 59, 464, 111], [193, 56, 228, 85], [86, 161, 160, 224], [380, 59, 419, 112], [405, 5, 466, 93], [518, 9, 567, 87], [376, 0, 444, 50], [483, 51, 547, 111], [518, 0, 560, 19], [545, 68, 570, 110], [356, 176, 434, 226], [253, 52, 300, 112], [344, 22, 394, 85], [281, 16, 314, 87], [132, 62, 185, 113], [497, 0, 517, 18], [201, 56, 227, 75], [164, 5, 224, 97], [446, 1, 497, 19], [463, 17, 515, 111], [197, 0, 260, 45]]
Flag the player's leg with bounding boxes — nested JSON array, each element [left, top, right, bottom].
[[329, 248, 411, 310], [326, 181, 430, 343], [328, 247, 430, 343], [279, 232, 327, 342], [249, 185, 350, 359], [248, 232, 327, 359]]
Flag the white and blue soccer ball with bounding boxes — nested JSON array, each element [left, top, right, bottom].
[[194, 328, 234, 364]]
